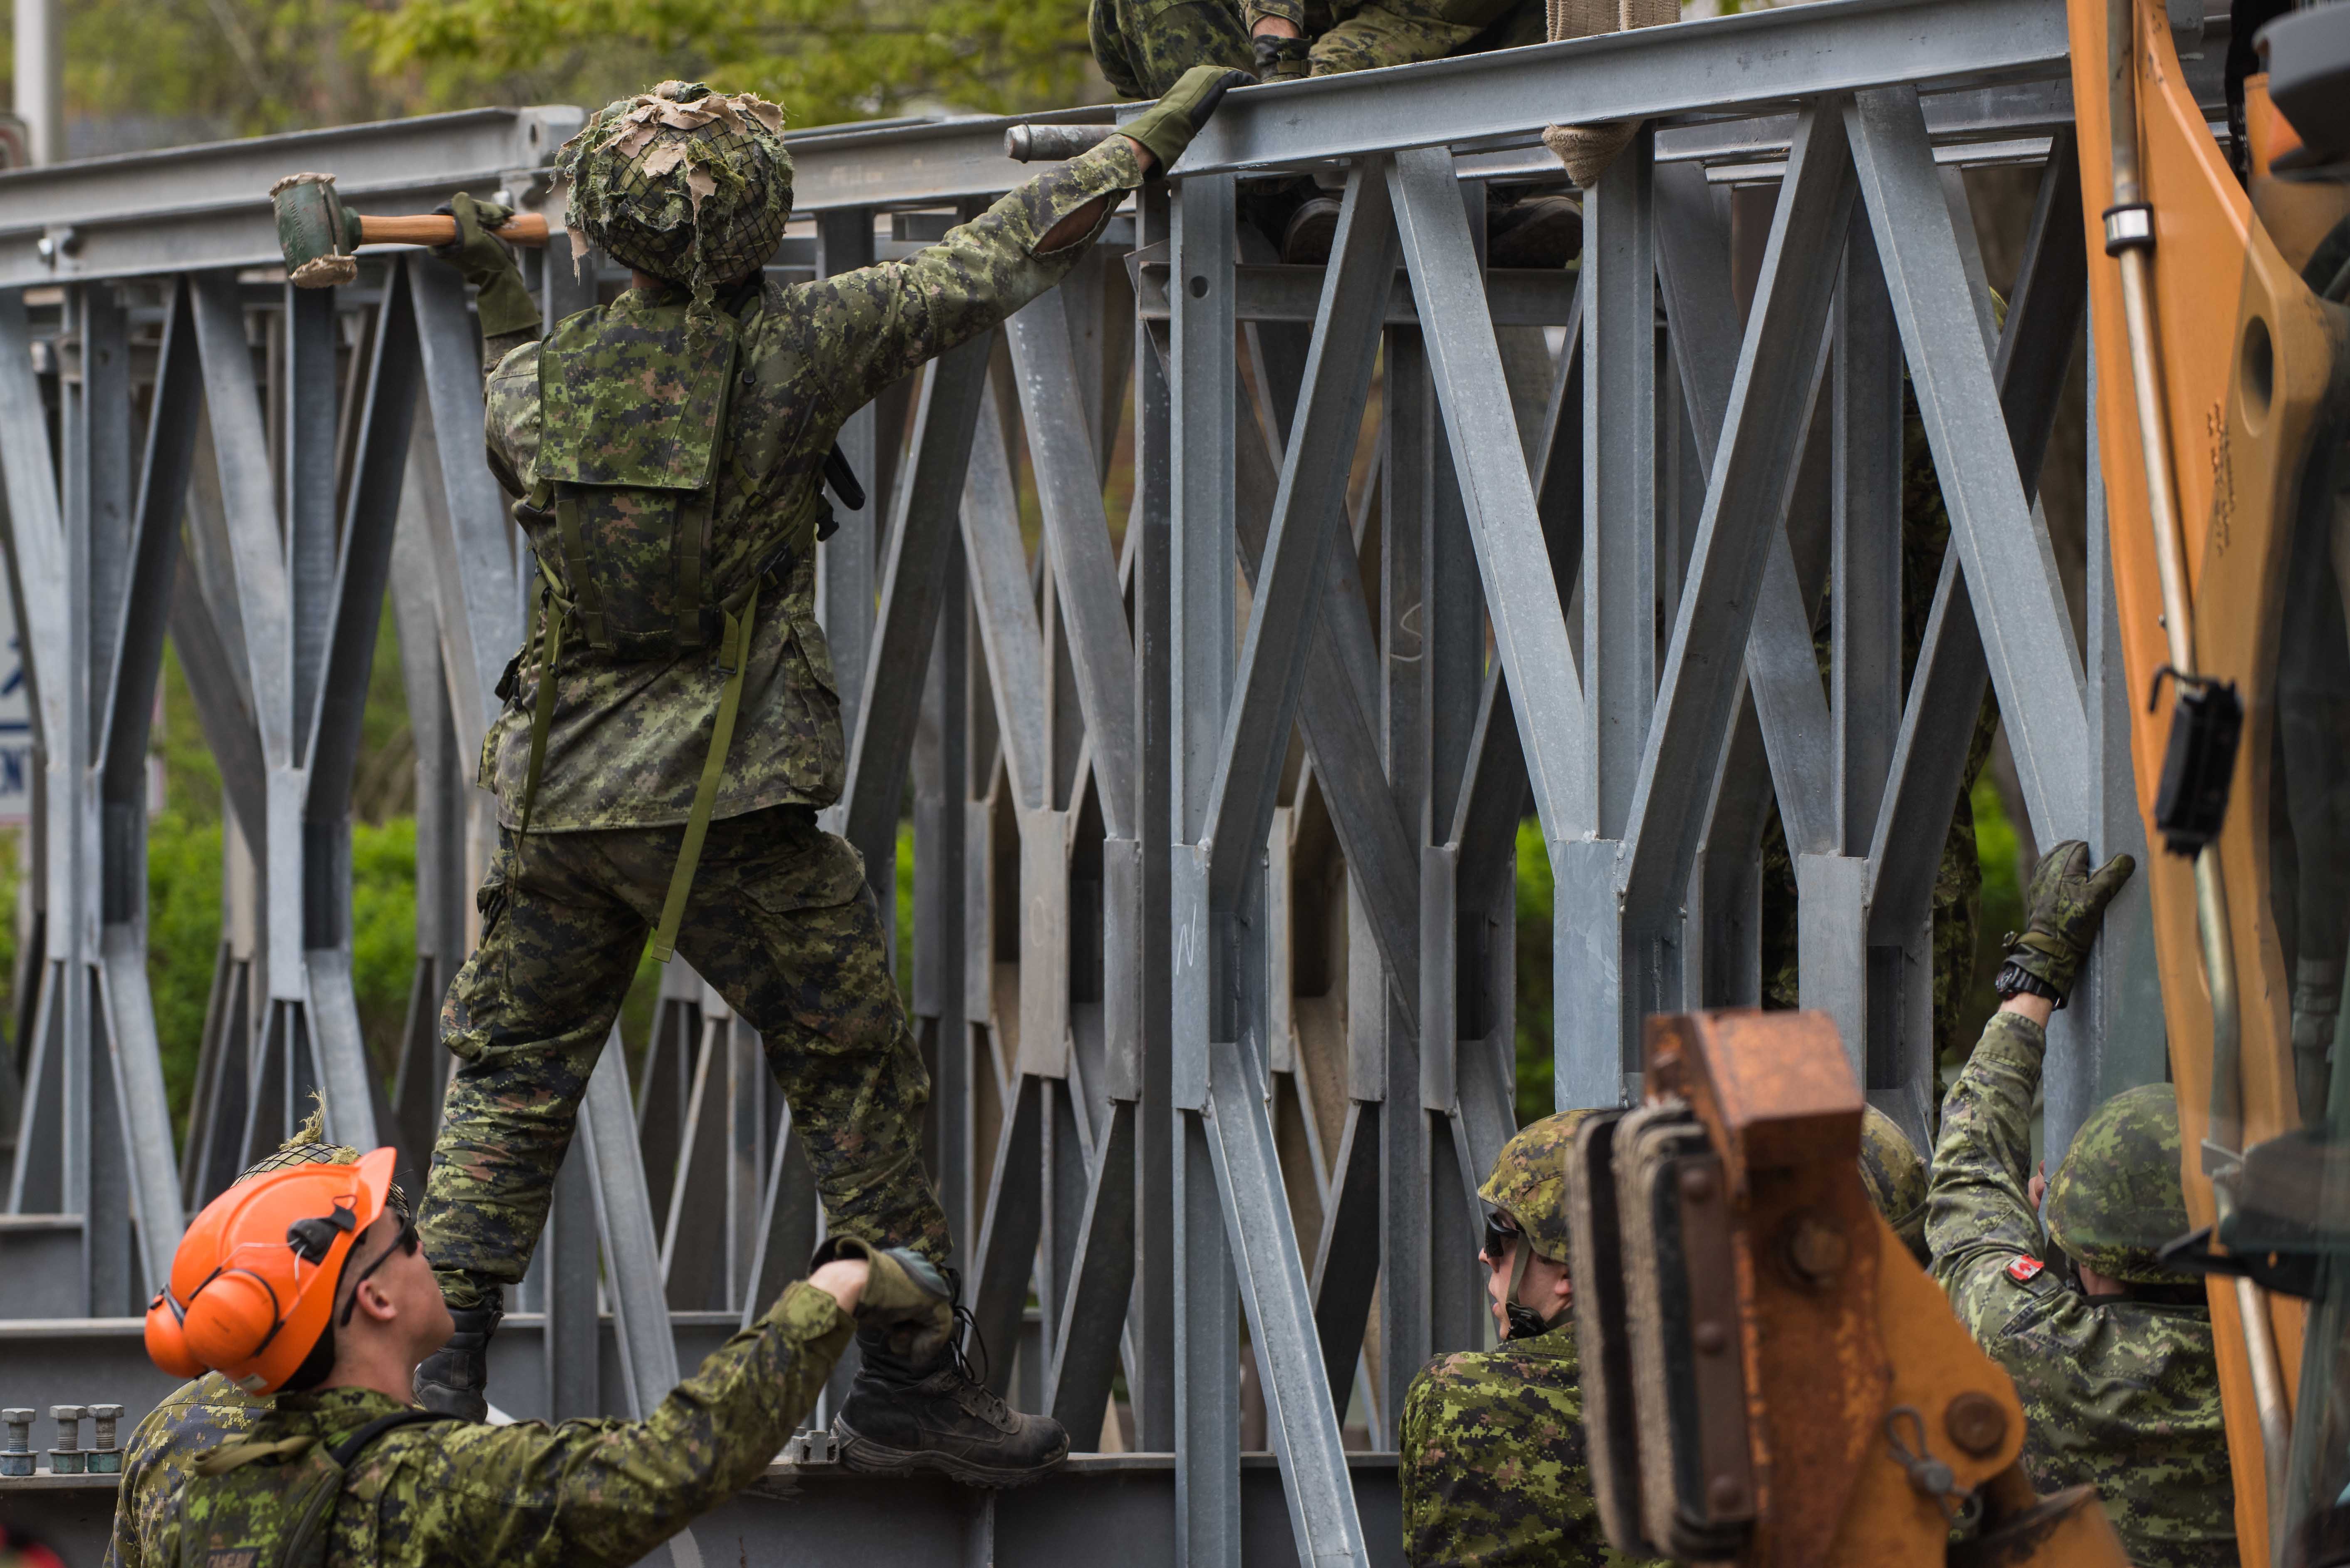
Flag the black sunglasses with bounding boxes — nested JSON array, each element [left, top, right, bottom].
[[339, 1210, 421, 1325], [1482, 1211, 1521, 1267]]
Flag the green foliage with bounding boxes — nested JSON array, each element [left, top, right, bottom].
[[1962, 773, 2026, 1048], [142, 604, 421, 1132], [44, 0, 430, 139], [350, 818, 421, 1074], [356, 0, 1103, 133], [144, 811, 223, 1131], [1513, 815, 1552, 1126]]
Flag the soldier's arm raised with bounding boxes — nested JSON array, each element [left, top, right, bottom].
[[804, 65, 1247, 417]]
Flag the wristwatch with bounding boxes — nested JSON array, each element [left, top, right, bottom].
[[1994, 958, 2066, 1010]]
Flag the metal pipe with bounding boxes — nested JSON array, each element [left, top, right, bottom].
[[2104, 0, 2287, 1519]]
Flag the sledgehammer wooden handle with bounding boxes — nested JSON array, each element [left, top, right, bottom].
[[356, 212, 550, 247]]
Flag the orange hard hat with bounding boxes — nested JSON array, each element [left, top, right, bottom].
[[144, 1146, 398, 1394]]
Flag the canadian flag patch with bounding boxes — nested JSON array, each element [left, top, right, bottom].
[[2006, 1256, 2045, 1283]]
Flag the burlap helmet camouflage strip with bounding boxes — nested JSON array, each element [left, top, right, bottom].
[[2044, 1083, 2192, 1284], [1859, 1104, 1929, 1266], [237, 1095, 409, 1219], [555, 80, 792, 309], [1477, 1109, 1598, 1264]]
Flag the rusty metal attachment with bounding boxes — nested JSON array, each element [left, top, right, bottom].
[[1944, 1391, 2010, 1458], [1780, 1208, 1850, 1288]]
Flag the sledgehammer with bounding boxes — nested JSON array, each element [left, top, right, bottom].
[[272, 170, 549, 289]]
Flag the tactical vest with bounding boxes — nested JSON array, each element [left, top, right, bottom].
[[513, 283, 859, 962], [171, 1409, 445, 1568]]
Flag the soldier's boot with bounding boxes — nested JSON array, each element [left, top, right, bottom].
[[413, 1301, 502, 1422], [834, 1324, 1070, 1487]]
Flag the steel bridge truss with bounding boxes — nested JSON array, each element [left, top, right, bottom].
[[0, 0, 2207, 1559]]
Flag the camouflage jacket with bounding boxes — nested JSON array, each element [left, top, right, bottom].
[[130, 1280, 851, 1568], [1398, 1322, 1662, 1568], [480, 138, 1144, 831], [106, 1372, 262, 1568], [1927, 1011, 2236, 1568]]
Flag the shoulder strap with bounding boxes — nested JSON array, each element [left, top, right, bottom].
[[327, 1410, 451, 1469]]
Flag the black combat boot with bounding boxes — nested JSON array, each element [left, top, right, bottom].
[[413, 1301, 502, 1421], [833, 1322, 1070, 1487]]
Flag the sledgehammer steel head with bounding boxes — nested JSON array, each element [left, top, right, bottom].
[[271, 171, 359, 289]]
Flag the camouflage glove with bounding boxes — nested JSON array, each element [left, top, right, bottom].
[[432, 192, 540, 340], [2002, 839, 2135, 1001], [1122, 64, 1254, 175], [1253, 32, 1311, 81], [812, 1236, 955, 1362]]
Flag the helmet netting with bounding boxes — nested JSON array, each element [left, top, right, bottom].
[[555, 79, 794, 320]]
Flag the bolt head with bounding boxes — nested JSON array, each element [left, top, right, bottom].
[[87, 1405, 122, 1420], [48, 1406, 84, 1422], [1784, 1212, 1848, 1283], [1679, 1165, 1717, 1203], [1944, 1391, 2009, 1457], [1693, 1319, 1730, 1355], [1707, 1474, 1747, 1514]]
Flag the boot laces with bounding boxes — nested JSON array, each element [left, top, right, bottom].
[[946, 1301, 1014, 1425]]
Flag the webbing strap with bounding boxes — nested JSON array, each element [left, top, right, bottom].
[[675, 486, 710, 649], [650, 579, 759, 964], [327, 1410, 451, 1467], [554, 495, 610, 651], [517, 574, 568, 839]]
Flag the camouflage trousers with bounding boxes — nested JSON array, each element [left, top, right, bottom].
[[1088, 0, 1543, 99], [1088, 0, 1252, 101], [420, 804, 949, 1310]]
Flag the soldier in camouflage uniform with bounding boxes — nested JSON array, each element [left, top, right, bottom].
[[1089, 0, 1544, 104], [1859, 1104, 1931, 1268], [1398, 1112, 1662, 1567], [1089, 0, 1578, 265], [410, 72, 1247, 1485], [1929, 840, 2236, 1568], [126, 1122, 951, 1568], [107, 1111, 352, 1568]]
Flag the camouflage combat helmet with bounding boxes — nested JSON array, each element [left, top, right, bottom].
[[555, 80, 792, 311], [2044, 1083, 2192, 1285], [1859, 1105, 1929, 1267], [1477, 1109, 1597, 1264]]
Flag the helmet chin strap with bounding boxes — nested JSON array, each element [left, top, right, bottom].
[[1501, 1240, 1573, 1341]]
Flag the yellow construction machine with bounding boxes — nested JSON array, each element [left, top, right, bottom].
[[1566, 0, 2350, 1560]]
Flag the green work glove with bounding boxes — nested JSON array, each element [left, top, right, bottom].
[[2003, 839, 2135, 1000], [1122, 64, 1254, 175], [433, 192, 540, 340], [814, 1236, 955, 1362], [1253, 32, 1311, 82]]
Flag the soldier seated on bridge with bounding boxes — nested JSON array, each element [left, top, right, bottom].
[[1929, 840, 2237, 1568], [127, 1131, 950, 1568], [1086, 0, 1583, 266], [407, 66, 1250, 1486]]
